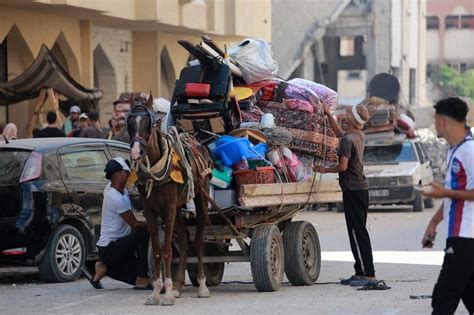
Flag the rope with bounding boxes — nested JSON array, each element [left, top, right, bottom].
[[169, 126, 195, 202]]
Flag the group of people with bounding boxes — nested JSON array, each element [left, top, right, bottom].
[[3, 96, 471, 314], [33, 105, 106, 139], [0, 105, 124, 141], [316, 97, 473, 315]]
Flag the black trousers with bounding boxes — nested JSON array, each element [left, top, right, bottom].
[[432, 237, 474, 315], [97, 230, 149, 285], [342, 190, 375, 277]]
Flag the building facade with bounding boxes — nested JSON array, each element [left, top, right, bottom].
[[426, 0, 474, 74], [0, 0, 271, 136], [272, 0, 428, 107]]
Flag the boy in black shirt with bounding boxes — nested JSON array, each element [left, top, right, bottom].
[[36, 111, 65, 138], [315, 103, 377, 287]]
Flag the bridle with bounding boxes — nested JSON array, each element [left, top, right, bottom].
[[127, 104, 154, 151]]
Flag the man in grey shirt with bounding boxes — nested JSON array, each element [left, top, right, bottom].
[[315, 103, 376, 287]]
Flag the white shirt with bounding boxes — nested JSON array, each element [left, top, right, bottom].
[[443, 136, 474, 239], [97, 183, 132, 247]]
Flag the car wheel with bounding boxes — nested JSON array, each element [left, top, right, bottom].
[[38, 225, 86, 283], [412, 191, 424, 212], [424, 198, 434, 209]]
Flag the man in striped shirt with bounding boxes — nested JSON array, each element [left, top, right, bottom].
[[422, 97, 474, 315]]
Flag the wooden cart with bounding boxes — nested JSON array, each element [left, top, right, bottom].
[[153, 180, 341, 292]]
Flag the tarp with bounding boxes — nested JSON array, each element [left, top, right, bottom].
[[0, 44, 102, 106]]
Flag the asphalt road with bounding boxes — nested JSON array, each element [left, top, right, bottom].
[[0, 201, 470, 314]]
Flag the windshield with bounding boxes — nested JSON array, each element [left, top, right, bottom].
[[0, 150, 32, 184], [363, 142, 418, 164]]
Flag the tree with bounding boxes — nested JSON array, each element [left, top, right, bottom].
[[439, 65, 474, 99]]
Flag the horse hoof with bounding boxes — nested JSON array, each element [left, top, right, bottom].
[[198, 288, 210, 298], [161, 296, 175, 306], [144, 296, 161, 306], [172, 289, 181, 298]]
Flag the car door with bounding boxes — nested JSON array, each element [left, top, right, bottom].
[[57, 143, 109, 244], [414, 142, 434, 185]]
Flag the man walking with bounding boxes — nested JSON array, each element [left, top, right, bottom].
[[422, 97, 474, 315], [315, 103, 377, 286]]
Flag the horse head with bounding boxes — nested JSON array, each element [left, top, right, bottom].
[[127, 93, 155, 161]]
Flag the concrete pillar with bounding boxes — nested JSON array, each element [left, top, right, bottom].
[[132, 31, 159, 94], [301, 47, 315, 80]]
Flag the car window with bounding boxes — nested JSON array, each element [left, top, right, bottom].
[[108, 146, 130, 161], [0, 149, 31, 184], [61, 150, 108, 180], [363, 142, 418, 164]]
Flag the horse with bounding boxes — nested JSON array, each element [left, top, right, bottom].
[[126, 94, 212, 306]]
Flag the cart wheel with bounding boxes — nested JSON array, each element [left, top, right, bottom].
[[250, 224, 284, 292], [188, 244, 226, 287], [283, 221, 321, 285]]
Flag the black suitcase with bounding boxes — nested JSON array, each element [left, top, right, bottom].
[[174, 64, 231, 102]]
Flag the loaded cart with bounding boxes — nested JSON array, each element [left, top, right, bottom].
[[169, 180, 342, 292], [157, 36, 342, 292]]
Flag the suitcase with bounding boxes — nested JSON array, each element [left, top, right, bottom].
[[171, 61, 239, 140], [174, 64, 231, 102]]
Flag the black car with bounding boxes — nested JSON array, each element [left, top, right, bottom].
[[0, 138, 132, 282]]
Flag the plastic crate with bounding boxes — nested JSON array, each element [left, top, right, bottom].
[[234, 167, 275, 191]]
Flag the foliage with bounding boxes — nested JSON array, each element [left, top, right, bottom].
[[439, 65, 474, 98]]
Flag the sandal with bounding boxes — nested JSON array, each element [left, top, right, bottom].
[[357, 280, 391, 291], [82, 268, 104, 289], [340, 275, 362, 285]]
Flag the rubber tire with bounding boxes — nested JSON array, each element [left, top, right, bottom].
[[188, 244, 226, 287], [38, 225, 86, 283], [413, 191, 424, 212], [424, 198, 434, 209], [283, 221, 321, 285], [335, 202, 344, 213], [250, 224, 284, 292]]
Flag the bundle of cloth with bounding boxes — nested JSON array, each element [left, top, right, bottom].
[[241, 78, 340, 164], [112, 93, 132, 129], [362, 96, 416, 139]]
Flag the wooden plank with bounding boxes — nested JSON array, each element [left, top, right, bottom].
[[199, 41, 243, 77], [240, 180, 341, 197], [47, 88, 62, 126], [239, 191, 343, 207], [26, 88, 47, 138]]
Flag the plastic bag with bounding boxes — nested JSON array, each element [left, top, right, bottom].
[[229, 38, 278, 84]]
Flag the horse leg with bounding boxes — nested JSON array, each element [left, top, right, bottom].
[[143, 209, 163, 306], [193, 193, 210, 298], [172, 213, 188, 298], [161, 200, 177, 306]]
